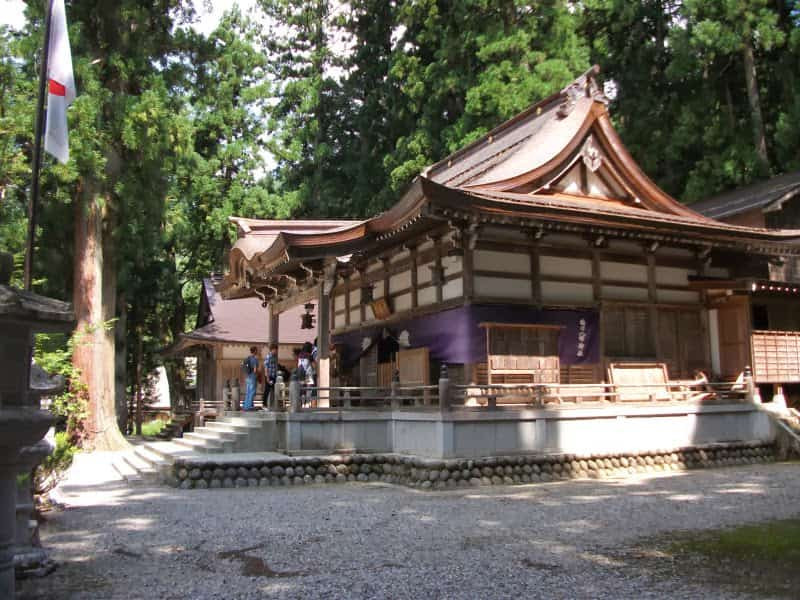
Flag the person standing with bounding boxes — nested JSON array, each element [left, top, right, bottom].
[[242, 346, 259, 411], [263, 343, 279, 410]]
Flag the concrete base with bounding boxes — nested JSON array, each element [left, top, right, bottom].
[[268, 403, 773, 459]]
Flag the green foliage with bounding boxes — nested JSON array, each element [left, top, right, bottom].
[[35, 330, 91, 445], [35, 431, 78, 495], [140, 419, 168, 437]]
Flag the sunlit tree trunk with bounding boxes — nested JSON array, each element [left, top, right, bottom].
[[72, 181, 127, 451]]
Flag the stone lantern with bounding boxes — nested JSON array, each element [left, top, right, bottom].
[[0, 253, 73, 597]]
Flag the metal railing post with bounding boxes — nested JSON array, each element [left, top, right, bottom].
[[438, 364, 451, 411]]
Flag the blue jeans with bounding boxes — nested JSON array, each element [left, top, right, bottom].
[[244, 373, 257, 410]]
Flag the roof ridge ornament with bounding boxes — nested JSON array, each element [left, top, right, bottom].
[[557, 65, 608, 119]]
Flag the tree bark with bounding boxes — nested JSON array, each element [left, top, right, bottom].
[[72, 181, 128, 451], [742, 35, 769, 167]]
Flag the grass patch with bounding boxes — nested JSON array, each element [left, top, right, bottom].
[[140, 419, 167, 437], [673, 519, 800, 564], [661, 519, 800, 597]]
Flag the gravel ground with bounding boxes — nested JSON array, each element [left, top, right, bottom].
[[15, 453, 800, 600]]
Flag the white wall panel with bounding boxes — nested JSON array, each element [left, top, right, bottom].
[[656, 266, 691, 286], [417, 262, 433, 285], [334, 313, 346, 329], [417, 286, 436, 306], [442, 278, 463, 301], [475, 276, 531, 299], [444, 255, 462, 275], [657, 290, 700, 304], [474, 250, 530, 274], [540, 256, 592, 278], [389, 270, 412, 293], [394, 293, 412, 312], [601, 261, 648, 283], [541, 281, 594, 305], [601, 285, 649, 302]]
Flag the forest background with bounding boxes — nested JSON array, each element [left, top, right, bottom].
[[1, 0, 799, 449]]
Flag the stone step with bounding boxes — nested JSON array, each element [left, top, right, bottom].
[[132, 444, 171, 470], [111, 452, 144, 485], [143, 440, 198, 461], [184, 430, 248, 445], [171, 436, 230, 454], [120, 450, 160, 483], [203, 421, 255, 434]]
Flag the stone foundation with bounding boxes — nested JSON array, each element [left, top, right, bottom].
[[169, 440, 777, 490]]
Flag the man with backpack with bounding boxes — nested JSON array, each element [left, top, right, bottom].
[[242, 346, 259, 411]]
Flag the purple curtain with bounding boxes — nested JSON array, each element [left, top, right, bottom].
[[333, 304, 599, 368]]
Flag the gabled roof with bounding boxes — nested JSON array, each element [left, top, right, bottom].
[[222, 66, 800, 300], [169, 278, 315, 352], [690, 171, 800, 220]]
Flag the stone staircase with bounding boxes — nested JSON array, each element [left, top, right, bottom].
[[112, 411, 276, 485]]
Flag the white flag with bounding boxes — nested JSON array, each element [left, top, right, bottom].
[[44, 0, 76, 164]]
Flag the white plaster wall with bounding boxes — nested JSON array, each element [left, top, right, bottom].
[[349, 309, 361, 325], [442, 278, 463, 301], [334, 312, 346, 329], [444, 255, 462, 275], [417, 262, 433, 284], [417, 286, 436, 306], [601, 285, 649, 302], [601, 261, 648, 282], [474, 249, 530, 274], [418, 239, 434, 252], [373, 284, 384, 299], [657, 290, 700, 304], [390, 270, 412, 293], [475, 276, 531, 299], [394, 292, 412, 312], [656, 266, 691, 286], [656, 247, 694, 258], [540, 256, 592, 278], [541, 281, 594, 305], [349, 288, 360, 307]]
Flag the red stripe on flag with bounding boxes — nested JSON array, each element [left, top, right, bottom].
[[49, 79, 66, 97]]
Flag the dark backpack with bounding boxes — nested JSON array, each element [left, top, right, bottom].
[[242, 356, 255, 375]]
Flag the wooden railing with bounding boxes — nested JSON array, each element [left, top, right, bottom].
[[266, 365, 754, 412], [453, 379, 749, 407]]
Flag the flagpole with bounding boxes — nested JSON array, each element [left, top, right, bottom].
[[23, 0, 55, 291]]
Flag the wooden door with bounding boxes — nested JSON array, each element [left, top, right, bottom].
[[717, 299, 751, 380], [658, 309, 707, 379]]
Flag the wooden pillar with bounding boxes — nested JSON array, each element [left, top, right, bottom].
[[530, 243, 541, 307], [409, 245, 418, 309], [317, 284, 331, 407], [358, 268, 367, 323], [462, 227, 475, 302], [434, 238, 443, 304], [268, 304, 279, 345], [646, 250, 661, 360], [381, 256, 390, 300], [344, 274, 351, 327]]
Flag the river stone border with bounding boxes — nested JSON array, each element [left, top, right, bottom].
[[168, 441, 777, 490]]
